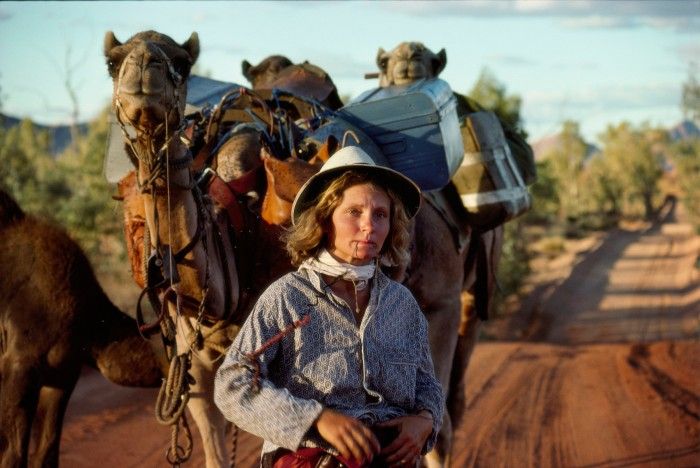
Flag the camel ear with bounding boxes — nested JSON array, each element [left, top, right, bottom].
[[182, 32, 200, 64], [376, 48, 389, 72], [433, 48, 447, 77], [104, 31, 121, 56], [242, 60, 253, 82]]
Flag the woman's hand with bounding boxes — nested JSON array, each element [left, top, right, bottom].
[[314, 408, 380, 464], [375, 411, 433, 467]]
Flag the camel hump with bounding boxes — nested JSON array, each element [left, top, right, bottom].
[[0, 188, 25, 227]]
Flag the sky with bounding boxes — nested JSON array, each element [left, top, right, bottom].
[[1, 0, 698, 144]]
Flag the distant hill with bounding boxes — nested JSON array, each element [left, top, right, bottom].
[[668, 119, 700, 141], [529, 133, 600, 162], [0, 112, 88, 156], [530, 119, 700, 162]]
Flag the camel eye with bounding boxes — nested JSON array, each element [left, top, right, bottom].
[[107, 59, 118, 77], [172, 58, 191, 78]]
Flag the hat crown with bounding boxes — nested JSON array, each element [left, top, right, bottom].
[[319, 145, 376, 172], [291, 144, 422, 225]]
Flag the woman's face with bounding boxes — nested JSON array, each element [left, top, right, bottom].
[[328, 183, 391, 265]]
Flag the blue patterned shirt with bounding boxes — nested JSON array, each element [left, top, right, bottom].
[[213, 267, 444, 463]]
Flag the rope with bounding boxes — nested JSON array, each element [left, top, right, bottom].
[[112, 46, 201, 468], [230, 423, 239, 468], [156, 352, 193, 466], [155, 353, 192, 426], [166, 411, 193, 466]]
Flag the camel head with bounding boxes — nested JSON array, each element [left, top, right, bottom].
[[241, 55, 293, 89], [242, 56, 343, 110], [376, 42, 447, 87], [104, 30, 199, 136]]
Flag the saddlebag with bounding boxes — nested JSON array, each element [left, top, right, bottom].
[[338, 78, 463, 191], [452, 111, 531, 230], [116, 171, 147, 289]]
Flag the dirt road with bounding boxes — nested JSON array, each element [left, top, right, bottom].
[[60, 200, 699, 467]]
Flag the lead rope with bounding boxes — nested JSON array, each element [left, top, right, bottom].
[[147, 108, 194, 467], [113, 51, 199, 467], [230, 423, 239, 468]]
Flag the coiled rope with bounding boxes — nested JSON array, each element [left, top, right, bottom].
[[156, 352, 193, 464]]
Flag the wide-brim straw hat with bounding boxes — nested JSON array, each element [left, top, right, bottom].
[[291, 146, 422, 225]]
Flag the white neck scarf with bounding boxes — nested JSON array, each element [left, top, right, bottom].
[[300, 249, 375, 290]]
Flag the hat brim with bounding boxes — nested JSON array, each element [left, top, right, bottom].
[[291, 163, 422, 225]]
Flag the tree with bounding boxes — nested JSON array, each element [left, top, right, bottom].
[[669, 138, 700, 231], [682, 62, 700, 124], [468, 67, 527, 137], [0, 119, 57, 214], [542, 120, 588, 222], [55, 109, 123, 259], [597, 122, 665, 220], [526, 158, 560, 223], [584, 152, 625, 218]]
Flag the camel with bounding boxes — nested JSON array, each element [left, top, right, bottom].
[[105, 30, 507, 468], [242, 55, 344, 110], [104, 30, 253, 468], [374, 40, 537, 456], [0, 188, 164, 468], [241, 55, 293, 89], [226, 48, 497, 467]]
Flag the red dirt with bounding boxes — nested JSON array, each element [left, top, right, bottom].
[[60, 199, 700, 467]]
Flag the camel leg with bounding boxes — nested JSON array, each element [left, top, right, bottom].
[[174, 316, 229, 468], [446, 292, 482, 433], [0, 359, 40, 468], [423, 299, 462, 468], [30, 369, 80, 468]]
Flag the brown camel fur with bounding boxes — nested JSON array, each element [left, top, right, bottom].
[[375, 41, 525, 466], [242, 55, 293, 89], [0, 188, 163, 468], [105, 30, 254, 468], [105, 30, 489, 468], [243, 55, 344, 110]]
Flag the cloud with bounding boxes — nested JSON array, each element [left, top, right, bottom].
[[0, 8, 11, 21], [383, 0, 700, 32], [521, 81, 682, 140], [525, 82, 678, 111]]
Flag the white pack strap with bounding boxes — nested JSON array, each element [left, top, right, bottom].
[[460, 186, 530, 208], [461, 146, 507, 166]]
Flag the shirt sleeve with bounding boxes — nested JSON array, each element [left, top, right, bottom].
[[412, 306, 445, 454], [213, 283, 324, 450]]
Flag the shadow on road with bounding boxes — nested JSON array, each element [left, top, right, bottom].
[[501, 196, 699, 343]]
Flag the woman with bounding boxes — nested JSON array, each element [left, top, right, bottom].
[[214, 146, 443, 467]]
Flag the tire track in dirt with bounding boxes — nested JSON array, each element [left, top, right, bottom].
[[450, 342, 700, 468], [627, 343, 700, 423], [502, 197, 700, 345], [59, 200, 699, 467], [452, 345, 580, 467]]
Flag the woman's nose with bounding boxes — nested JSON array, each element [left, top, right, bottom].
[[360, 213, 375, 232]]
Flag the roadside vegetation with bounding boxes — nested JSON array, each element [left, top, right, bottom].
[[1, 68, 698, 315]]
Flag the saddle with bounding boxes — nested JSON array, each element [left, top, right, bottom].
[[115, 86, 332, 300]]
